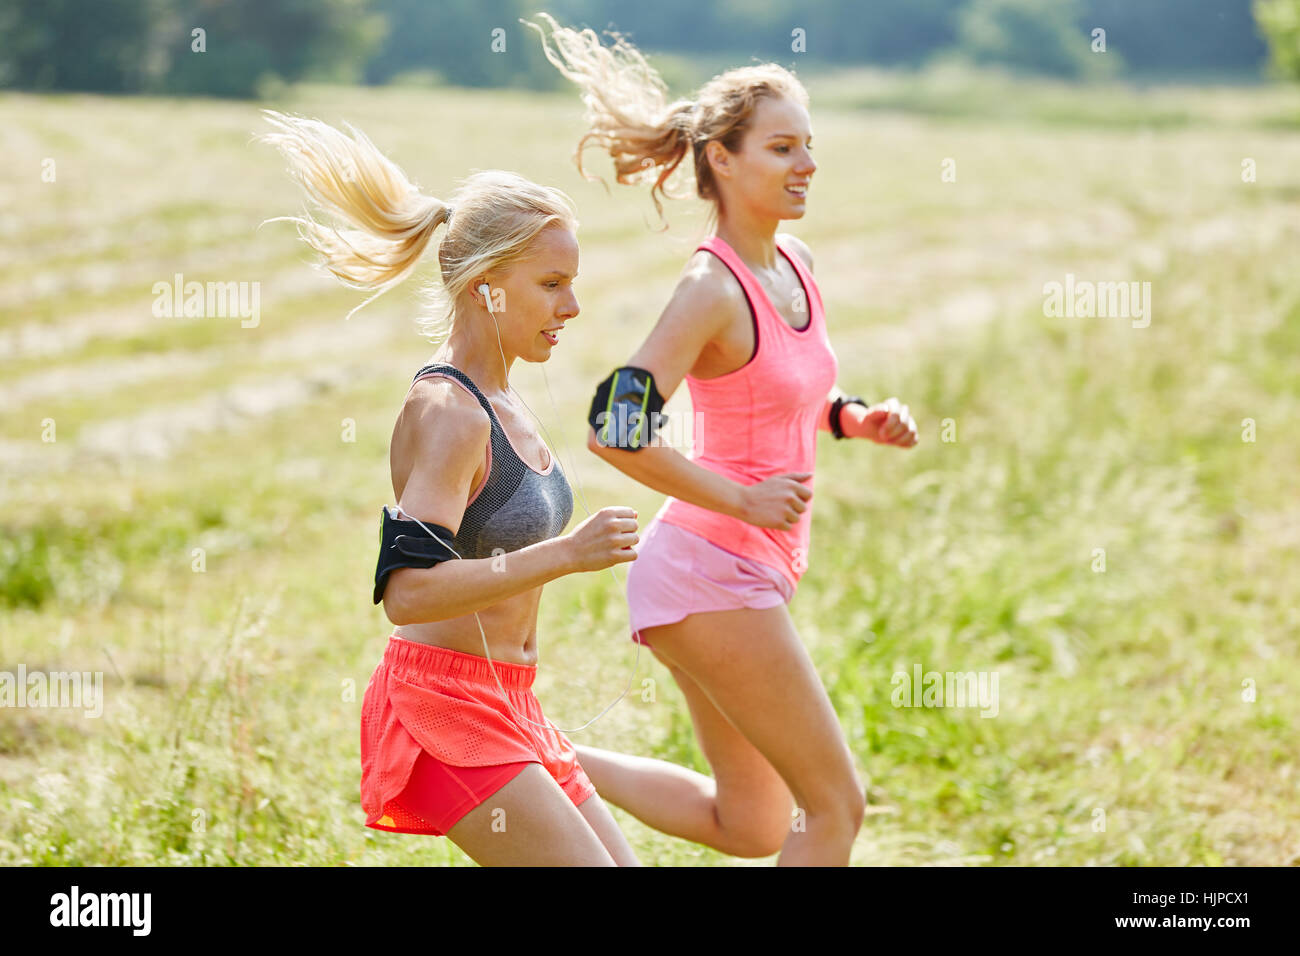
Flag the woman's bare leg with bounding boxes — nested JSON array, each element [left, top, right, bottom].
[[580, 604, 865, 864], [576, 648, 795, 857], [574, 791, 642, 866]]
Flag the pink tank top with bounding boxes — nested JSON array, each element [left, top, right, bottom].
[[656, 235, 839, 589]]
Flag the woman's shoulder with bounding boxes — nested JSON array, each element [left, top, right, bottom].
[[776, 232, 814, 272], [673, 247, 751, 318], [397, 375, 492, 456], [388, 373, 491, 516], [406, 371, 487, 413]]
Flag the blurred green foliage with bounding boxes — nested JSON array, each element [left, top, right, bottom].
[[955, 0, 1112, 78], [0, 0, 385, 97], [1255, 0, 1300, 80], [363, 0, 563, 89], [0, 0, 161, 92], [0, 0, 1277, 97]]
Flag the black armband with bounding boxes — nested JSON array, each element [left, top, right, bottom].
[[830, 394, 868, 440], [373, 506, 460, 605], [588, 365, 667, 451]]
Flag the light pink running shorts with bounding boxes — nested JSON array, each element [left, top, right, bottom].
[[626, 518, 795, 647]]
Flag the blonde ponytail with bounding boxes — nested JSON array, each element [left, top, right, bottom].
[[259, 110, 450, 320], [260, 110, 578, 341]]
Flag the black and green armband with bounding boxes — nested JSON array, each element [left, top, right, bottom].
[[588, 366, 667, 451]]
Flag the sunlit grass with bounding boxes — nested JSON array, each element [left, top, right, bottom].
[[0, 76, 1297, 866]]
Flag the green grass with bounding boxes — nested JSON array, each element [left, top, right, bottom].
[[0, 73, 1297, 866]]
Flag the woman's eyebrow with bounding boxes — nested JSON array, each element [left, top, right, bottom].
[[766, 132, 813, 141]]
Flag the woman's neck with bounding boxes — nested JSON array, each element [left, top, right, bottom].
[[431, 314, 515, 398], [714, 206, 781, 271]]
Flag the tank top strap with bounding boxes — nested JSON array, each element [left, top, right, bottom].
[[408, 363, 504, 430], [775, 236, 823, 331], [697, 234, 820, 334], [697, 236, 773, 327]]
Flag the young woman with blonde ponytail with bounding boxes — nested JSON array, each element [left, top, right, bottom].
[[260, 111, 642, 866], [530, 15, 919, 866]]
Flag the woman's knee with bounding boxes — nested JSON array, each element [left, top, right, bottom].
[[719, 781, 865, 857], [716, 797, 795, 858], [716, 780, 863, 857], [735, 820, 795, 859], [794, 774, 866, 837]]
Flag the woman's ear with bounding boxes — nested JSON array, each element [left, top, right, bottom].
[[704, 141, 731, 181]]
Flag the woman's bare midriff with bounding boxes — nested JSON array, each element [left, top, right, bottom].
[[393, 588, 544, 666]]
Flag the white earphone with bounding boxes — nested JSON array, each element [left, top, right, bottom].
[[478, 282, 493, 313]]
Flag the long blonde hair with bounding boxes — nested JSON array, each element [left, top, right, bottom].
[[526, 12, 809, 224], [259, 110, 578, 342]]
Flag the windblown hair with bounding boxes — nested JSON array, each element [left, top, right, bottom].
[[259, 110, 578, 342], [526, 12, 809, 224]]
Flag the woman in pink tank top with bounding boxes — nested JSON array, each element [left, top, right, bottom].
[[536, 16, 918, 866], [651, 231, 836, 592]]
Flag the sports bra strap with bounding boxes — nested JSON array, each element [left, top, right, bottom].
[[408, 363, 503, 430]]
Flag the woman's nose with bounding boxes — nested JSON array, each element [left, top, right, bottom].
[[561, 290, 579, 319]]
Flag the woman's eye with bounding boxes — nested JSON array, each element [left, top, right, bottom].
[[545, 281, 559, 289], [775, 145, 789, 153]]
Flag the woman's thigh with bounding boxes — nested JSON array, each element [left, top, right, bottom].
[[647, 638, 794, 829], [446, 763, 617, 866], [643, 604, 859, 813]]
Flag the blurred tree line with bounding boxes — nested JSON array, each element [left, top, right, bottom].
[[0, 0, 1284, 97], [1255, 0, 1300, 79], [0, 0, 384, 96]]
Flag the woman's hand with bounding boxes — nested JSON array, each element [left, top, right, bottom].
[[738, 472, 813, 530], [844, 397, 918, 447], [564, 506, 640, 572]]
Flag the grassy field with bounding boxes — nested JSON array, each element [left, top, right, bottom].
[[1, 72, 1298, 866]]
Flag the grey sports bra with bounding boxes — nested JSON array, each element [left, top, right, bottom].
[[408, 363, 573, 560]]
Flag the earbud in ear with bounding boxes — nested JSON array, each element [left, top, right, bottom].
[[478, 283, 494, 314]]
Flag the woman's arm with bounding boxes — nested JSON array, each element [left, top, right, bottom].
[[586, 252, 750, 518], [816, 391, 916, 445], [779, 233, 918, 447], [385, 382, 638, 626], [587, 253, 816, 530], [587, 429, 749, 518], [383, 384, 575, 625]]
